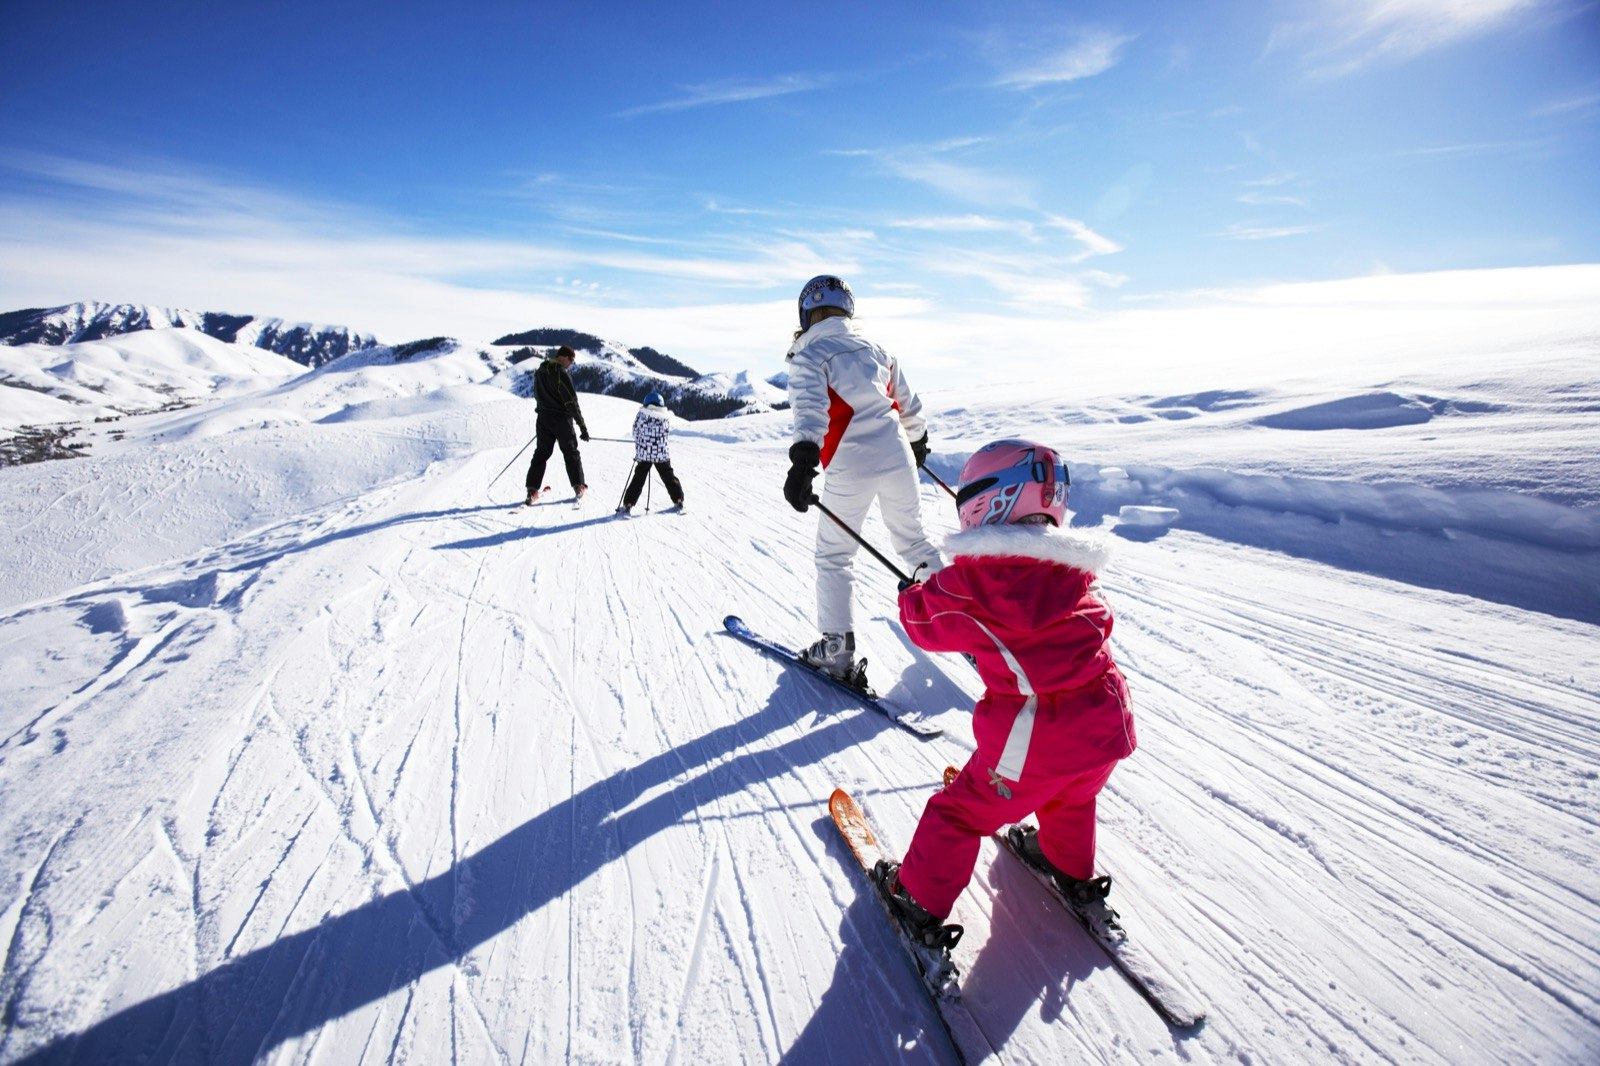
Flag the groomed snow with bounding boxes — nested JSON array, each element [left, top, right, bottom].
[[0, 314, 1597, 1064]]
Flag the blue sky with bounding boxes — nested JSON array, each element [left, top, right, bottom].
[[0, 0, 1596, 381]]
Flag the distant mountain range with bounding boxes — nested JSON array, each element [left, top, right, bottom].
[[0, 302, 378, 368], [0, 302, 788, 433], [493, 327, 785, 420], [493, 327, 700, 380]]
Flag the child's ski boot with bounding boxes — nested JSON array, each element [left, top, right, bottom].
[[871, 860, 963, 951]]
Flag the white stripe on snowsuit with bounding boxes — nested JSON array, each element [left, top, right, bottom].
[[965, 617, 1039, 780]]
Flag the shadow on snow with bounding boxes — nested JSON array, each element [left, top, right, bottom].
[[13, 661, 897, 1062]]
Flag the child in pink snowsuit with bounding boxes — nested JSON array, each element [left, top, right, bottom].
[[888, 438, 1136, 926]]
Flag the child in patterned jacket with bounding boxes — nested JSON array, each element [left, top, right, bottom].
[[617, 392, 685, 515]]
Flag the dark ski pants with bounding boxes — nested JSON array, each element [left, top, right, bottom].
[[525, 416, 585, 494], [622, 461, 683, 508]]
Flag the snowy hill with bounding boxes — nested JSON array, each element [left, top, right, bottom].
[[0, 320, 785, 468], [0, 328, 307, 460], [0, 302, 380, 368], [0, 302, 1597, 1063], [0, 307, 785, 458]]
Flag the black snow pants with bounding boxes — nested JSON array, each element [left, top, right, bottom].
[[525, 414, 585, 494], [622, 461, 683, 508]]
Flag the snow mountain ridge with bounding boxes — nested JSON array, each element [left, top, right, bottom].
[[0, 302, 787, 435], [0, 302, 379, 368]]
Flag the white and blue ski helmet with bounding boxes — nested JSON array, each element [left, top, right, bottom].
[[643, 390, 665, 407], [797, 275, 854, 329]]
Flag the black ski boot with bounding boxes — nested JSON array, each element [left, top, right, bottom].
[[871, 860, 963, 951], [1005, 825, 1123, 936]]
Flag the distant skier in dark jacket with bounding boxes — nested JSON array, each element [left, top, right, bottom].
[[617, 391, 685, 515], [525, 345, 589, 504]]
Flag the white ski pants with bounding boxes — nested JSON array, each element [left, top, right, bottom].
[[814, 465, 943, 634]]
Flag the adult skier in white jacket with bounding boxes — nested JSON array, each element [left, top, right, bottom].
[[782, 275, 943, 680]]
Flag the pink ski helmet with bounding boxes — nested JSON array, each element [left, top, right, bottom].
[[955, 439, 1070, 529]]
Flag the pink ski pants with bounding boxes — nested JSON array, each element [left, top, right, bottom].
[[897, 757, 1119, 919]]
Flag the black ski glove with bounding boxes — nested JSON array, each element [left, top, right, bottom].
[[784, 441, 821, 512], [910, 432, 930, 468], [578, 421, 591, 443]]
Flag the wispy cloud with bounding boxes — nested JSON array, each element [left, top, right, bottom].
[[1530, 90, 1600, 118], [1395, 138, 1551, 158], [889, 215, 1041, 239], [993, 28, 1136, 89], [1237, 191, 1308, 207], [1274, 0, 1542, 78], [1244, 171, 1303, 188], [1046, 216, 1123, 261], [885, 214, 1122, 262], [832, 142, 1034, 207], [1213, 223, 1318, 241], [616, 74, 830, 117], [912, 248, 1099, 310], [0, 154, 838, 351]]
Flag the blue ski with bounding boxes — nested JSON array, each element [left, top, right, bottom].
[[723, 615, 942, 738]]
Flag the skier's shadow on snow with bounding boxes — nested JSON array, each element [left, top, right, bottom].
[[960, 863, 1112, 1045], [9, 657, 901, 1064], [434, 511, 620, 549], [203, 503, 514, 573], [785, 838, 1203, 1061], [778, 818, 959, 1066], [962, 860, 1198, 1047]]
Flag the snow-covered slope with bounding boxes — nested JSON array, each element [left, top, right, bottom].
[[0, 328, 305, 432], [0, 321, 1596, 1064]]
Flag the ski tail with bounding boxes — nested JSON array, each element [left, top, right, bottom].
[[940, 766, 1207, 1029], [829, 789, 1005, 1064]]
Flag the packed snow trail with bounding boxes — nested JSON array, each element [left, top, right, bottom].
[[0, 396, 1596, 1063]]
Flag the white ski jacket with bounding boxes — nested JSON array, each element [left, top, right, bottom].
[[786, 316, 927, 478]]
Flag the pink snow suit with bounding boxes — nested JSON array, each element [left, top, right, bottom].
[[895, 525, 1136, 919]]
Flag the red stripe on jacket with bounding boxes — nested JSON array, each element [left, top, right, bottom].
[[820, 386, 854, 468]]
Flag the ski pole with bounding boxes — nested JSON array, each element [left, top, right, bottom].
[[587, 436, 633, 444], [645, 470, 653, 513], [921, 464, 958, 500], [488, 433, 537, 491], [615, 462, 636, 512], [809, 496, 913, 585]]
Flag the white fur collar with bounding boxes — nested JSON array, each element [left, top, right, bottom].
[[942, 524, 1112, 574], [639, 404, 670, 420]]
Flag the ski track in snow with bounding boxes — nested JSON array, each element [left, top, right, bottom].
[[0, 396, 1596, 1065]]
